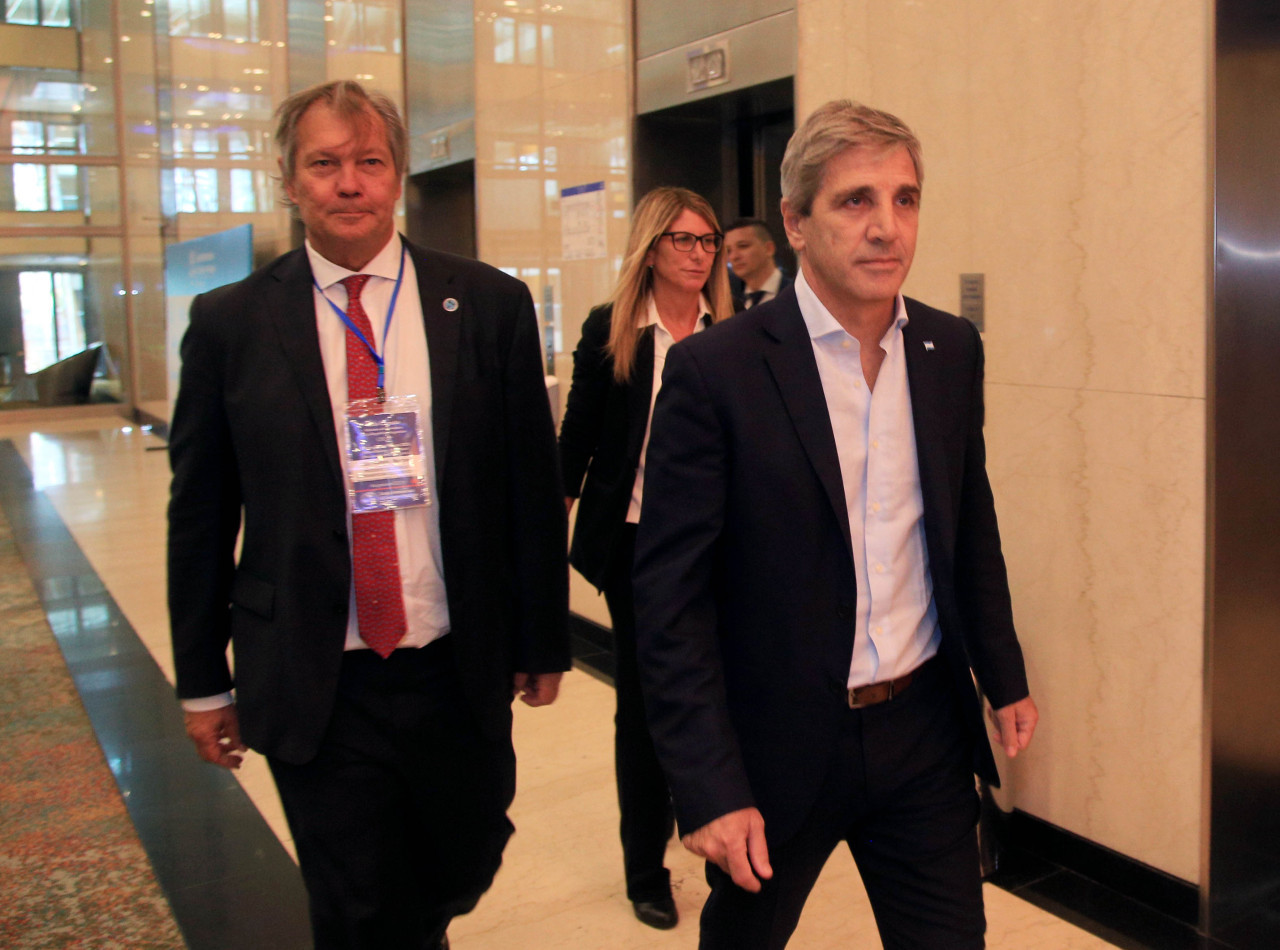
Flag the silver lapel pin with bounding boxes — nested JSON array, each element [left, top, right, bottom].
[[923, 340, 935, 351], [443, 297, 459, 312]]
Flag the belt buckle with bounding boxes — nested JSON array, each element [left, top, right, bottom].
[[847, 683, 881, 709], [846, 677, 899, 709]]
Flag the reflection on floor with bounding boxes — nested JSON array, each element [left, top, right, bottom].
[[1, 417, 1143, 949]]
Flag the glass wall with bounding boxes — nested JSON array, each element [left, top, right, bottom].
[[0, 0, 304, 416], [0, 0, 443, 416], [163, 0, 291, 248], [0, 1, 123, 408], [0, 235, 126, 405]]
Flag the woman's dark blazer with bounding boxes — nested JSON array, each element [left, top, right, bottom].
[[559, 304, 656, 591]]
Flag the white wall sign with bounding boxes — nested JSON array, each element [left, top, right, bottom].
[[560, 182, 607, 261]]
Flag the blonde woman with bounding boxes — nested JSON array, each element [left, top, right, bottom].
[[559, 187, 733, 929]]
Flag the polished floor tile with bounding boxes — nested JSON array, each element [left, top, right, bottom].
[[0, 427, 310, 950]]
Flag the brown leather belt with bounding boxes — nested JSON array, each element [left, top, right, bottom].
[[846, 669, 915, 709]]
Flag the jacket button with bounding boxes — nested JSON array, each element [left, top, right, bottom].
[[332, 527, 345, 541], [333, 602, 346, 615]]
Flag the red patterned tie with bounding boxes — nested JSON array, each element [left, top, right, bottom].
[[342, 273, 407, 657]]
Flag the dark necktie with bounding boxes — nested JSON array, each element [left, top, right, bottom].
[[745, 290, 766, 308], [342, 274, 407, 657]]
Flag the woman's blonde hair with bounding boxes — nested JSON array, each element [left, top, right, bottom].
[[606, 187, 733, 382]]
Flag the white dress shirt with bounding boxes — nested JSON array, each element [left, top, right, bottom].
[[743, 267, 784, 307], [626, 295, 710, 524], [183, 234, 451, 711], [308, 234, 451, 652], [794, 269, 940, 688]]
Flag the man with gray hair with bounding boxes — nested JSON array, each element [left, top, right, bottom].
[[168, 80, 569, 949], [635, 99, 1038, 947]]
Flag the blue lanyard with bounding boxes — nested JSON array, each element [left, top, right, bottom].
[[314, 245, 407, 401]]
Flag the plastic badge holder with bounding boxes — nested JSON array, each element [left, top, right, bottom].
[[344, 395, 431, 513]]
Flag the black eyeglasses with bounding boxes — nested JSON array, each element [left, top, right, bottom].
[[660, 231, 723, 253]]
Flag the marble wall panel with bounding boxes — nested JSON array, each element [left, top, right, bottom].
[[797, 0, 1209, 881], [473, 0, 632, 622], [798, 0, 1208, 398], [475, 2, 630, 339], [987, 382, 1204, 882]]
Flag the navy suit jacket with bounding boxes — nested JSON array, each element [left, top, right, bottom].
[[731, 267, 795, 312], [633, 286, 1029, 844], [558, 304, 656, 590], [168, 239, 570, 764]]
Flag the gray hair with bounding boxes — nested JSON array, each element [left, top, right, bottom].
[[781, 100, 923, 216], [274, 80, 408, 194]]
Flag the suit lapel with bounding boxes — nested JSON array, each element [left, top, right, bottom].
[[407, 242, 459, 479], [901, 305, 953, 552], [626, 327, 656, 462], [760, 297, 854, 560], [266, 248, 345, 491]]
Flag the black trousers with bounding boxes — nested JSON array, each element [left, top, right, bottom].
[[603, 523, 676, 903], [699, 658, 985, 950], [268, 639, 515, 950]]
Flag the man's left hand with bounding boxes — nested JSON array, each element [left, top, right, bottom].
[[989, 695, 1039, 758], [184, 705, 247, 769], [513, 671, 562, 707]]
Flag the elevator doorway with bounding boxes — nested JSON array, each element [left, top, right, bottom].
[[634, 78, 794, 275], [405, 159, 477, 260]]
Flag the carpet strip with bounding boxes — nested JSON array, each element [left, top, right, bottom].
[[0, 509, 186, 949]]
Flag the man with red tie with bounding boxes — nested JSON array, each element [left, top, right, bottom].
[[167, 81, 568, 950]]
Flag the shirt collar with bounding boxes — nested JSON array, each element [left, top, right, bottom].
[[794, 266, 908, 345], [643, 294, 713, 332], [759, 267, 783, 296], [305, 233, 403, 291]]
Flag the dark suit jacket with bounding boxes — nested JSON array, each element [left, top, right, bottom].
[[558, 304, 656, 591], [168, 238, 570, 765], [730, 267, 794, 313], [633, 287, 1029, 845]]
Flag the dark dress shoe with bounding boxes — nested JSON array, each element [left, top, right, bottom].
[[632, 897, 679, 930]]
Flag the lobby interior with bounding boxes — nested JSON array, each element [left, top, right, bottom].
[[2, 1, 1279, 948]]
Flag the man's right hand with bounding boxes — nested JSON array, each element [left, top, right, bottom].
[[681, 806, 773, 893], [184, 705, 247, 770]]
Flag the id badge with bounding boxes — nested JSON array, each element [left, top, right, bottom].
[[344, 395, 431, 513]]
